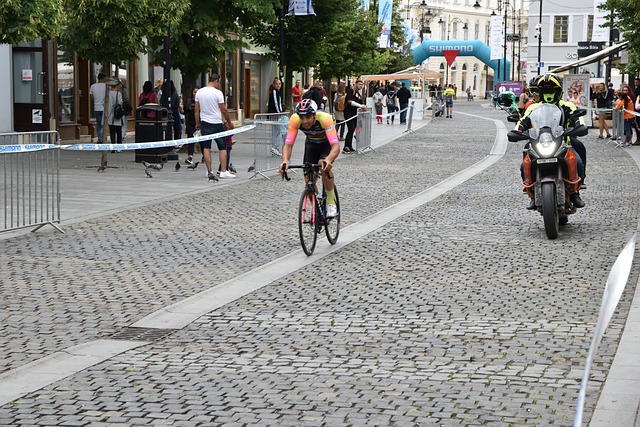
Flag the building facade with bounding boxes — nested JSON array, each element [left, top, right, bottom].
[[1, 38, 278, 137]]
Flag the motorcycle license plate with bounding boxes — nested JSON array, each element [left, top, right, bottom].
[[537, 158, 558, 164]]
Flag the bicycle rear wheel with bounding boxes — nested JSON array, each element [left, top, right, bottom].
[[298, 189, 318, 255], [325, 185, 340, 244]]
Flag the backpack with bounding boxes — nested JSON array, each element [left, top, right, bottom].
[[121, 91, 133, 116], [387, 92, 396, 107], [113, 93, 125, 120], [113, 104, 124, 120]]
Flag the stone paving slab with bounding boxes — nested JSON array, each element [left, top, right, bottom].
[[1, 102, 639, 425]]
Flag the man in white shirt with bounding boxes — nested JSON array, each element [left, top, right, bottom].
[[195, 74, 235, 180], [89, 73, 107, 143]]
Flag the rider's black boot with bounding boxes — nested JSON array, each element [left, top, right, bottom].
[[526, 197, 536, 210], [571, 193, 585, 208]]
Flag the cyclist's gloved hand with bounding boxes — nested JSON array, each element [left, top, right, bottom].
[[279, 161, 288, 177]]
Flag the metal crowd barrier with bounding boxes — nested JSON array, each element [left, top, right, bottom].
[[0, 131, 64, 234], [251, 112, 289, 180], [354, 109, 373, 153], [609, 108, 625, 146]]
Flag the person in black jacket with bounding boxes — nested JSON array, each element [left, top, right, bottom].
[[267, 78, 284, 156], [183, 86, 199, 164], [343, 79, 366, 153], [396, 82, 412, 124]]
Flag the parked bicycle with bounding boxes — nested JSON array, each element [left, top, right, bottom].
[[283, 163, 341, 255]]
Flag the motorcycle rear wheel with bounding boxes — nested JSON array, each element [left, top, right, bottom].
[[542, 182, 559, 239]]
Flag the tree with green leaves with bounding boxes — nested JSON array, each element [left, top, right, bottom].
[[251, 0, 381, 106], [150, 0, 279, 99], [61, 0, 188, 66], [604, 0, 640, 77], [0, 0, 64, 44]]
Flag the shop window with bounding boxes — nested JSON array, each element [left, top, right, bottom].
[[57, 44, 75, 123]]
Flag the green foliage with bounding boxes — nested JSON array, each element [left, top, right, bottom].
[[250, 0, 381, 80], [0, 0, 64, 44], [155, 0, 278, 80], [604, 0, 640, 76], [61, 0, 188, 65]]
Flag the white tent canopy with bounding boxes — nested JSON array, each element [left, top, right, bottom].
[[360, 66, 440, 82]]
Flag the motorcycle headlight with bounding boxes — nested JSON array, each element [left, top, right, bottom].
[[533, 132, 559, 157]]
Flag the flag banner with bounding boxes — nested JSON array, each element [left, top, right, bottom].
[[443, 49, 460, 66], [288, 0, 315, 16], [592, 0, 609, 42], [378, 0, 393, 48], [490, 14, 503, 60]]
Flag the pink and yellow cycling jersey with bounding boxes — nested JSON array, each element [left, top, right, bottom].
[[285, 111, 339, 146]]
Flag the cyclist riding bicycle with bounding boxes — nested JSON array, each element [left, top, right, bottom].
[[278, 99, 341, 217]]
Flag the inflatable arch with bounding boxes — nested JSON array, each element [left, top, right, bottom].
[[411, 40, 511, 83]]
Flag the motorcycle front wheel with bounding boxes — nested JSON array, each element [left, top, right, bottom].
[[542, 182, 559, 239]]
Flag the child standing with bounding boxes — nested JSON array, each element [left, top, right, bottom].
[[373, 87, 384, 124]]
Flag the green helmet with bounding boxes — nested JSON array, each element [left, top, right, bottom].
[[536, 73, 563, 104]]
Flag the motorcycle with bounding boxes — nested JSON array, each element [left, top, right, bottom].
[[507, 104, 588, 239]]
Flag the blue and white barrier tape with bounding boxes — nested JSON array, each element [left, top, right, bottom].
[[0, 144, 59, 154], [0, 125, 255, 155], [61, 124, 255, 151]]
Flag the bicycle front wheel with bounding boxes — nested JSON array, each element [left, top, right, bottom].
[[298, 189, 318, 255], [325, 185, 340, 245]]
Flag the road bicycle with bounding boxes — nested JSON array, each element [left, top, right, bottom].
[[283, 163, 340, 255]]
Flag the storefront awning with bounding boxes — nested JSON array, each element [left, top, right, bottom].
[[553, 41, 629, 73], [361, 66, 440, 82]]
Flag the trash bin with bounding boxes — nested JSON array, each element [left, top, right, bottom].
[[135, 104, 170, 163]]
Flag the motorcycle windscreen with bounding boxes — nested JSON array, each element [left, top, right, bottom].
[[528, 104, 564, 140]]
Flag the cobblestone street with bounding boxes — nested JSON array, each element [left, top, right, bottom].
[[1, 102, 639, 425]]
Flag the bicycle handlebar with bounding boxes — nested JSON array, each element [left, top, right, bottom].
[[281, 163, 330, 182]]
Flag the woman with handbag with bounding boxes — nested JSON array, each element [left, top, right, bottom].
[[108, 80, 126, 151]]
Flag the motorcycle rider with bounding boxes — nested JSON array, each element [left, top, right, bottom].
[[515, 73, 586, 209]]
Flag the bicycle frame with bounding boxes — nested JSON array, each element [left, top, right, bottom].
[[283, 163, 340, 255]]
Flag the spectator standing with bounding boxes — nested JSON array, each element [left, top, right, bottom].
[[167, 80, 182, 140], [183, 86, 199, 164], [89, 72, 107, 143], [517, 88, 530, 115], [303, 80, 325, 110], [466, 87, 473, 101], [385, 85, 397, 124], [315, 80, 328, 110], [195, 74, 235, 180], [443, 84, 455, 118], [292, 79, 302, 108], [616, 88, 635, 147], [107, 79, 126, 150], [591, 82, 611, 139], [396, 82, 411, 124], [153, 78, 163, 99], [343, 79, 366, 153], [267, 77, 283, 156], [333, 82, 347, 141], [372, 87, 384, 124], [606, 82, 615, 108], [634, 78, 640, 144], [138, 80, 158, 120]]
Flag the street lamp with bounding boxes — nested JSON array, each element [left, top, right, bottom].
[[439, 16, 468, 85], [407, 0, 434, 43]]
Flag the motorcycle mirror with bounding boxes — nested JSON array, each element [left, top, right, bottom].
[[507, 130, 529, 142], [507, 114, 520, 123]]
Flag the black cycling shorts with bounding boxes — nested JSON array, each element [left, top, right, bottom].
[[303, 140, 331, 164]]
